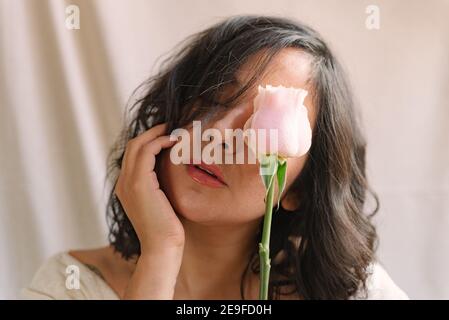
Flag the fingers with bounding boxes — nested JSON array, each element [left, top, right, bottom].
[[122, 123, 168, 173], [134, 136, 176, 178], [133, 123, 169, 145]]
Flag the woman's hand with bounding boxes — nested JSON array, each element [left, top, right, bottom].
[[114, 123, 184, 299], [114, 123, 185, 252]]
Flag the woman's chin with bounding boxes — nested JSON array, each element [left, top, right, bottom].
[[167, 185, 261, 225], [174, 203, 224, 224], [175, 206, 260, 227]]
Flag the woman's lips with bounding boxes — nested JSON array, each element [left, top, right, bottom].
[[186, 163, 227, 188]]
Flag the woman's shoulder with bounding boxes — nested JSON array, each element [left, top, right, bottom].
[[353, 262, 409, 300], [20, 251, 119, 300]]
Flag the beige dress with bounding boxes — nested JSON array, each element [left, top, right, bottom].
[[20, 252, 409, 300], [21, 252, 119, 300]]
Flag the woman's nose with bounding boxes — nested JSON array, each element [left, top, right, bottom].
[[207, 102, 253, 154]]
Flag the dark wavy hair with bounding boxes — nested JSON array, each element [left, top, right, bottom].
[[105, 15, 379, 300]]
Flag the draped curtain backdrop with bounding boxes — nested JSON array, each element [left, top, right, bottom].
[[1, 0, 448, 299]]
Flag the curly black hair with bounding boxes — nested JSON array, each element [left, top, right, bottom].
[[105, 15, 379, 300]]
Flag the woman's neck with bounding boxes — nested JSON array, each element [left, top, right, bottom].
[[175, 216, 261, 299]]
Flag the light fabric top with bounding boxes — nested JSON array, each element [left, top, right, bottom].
[[20, 252, 409, 300]]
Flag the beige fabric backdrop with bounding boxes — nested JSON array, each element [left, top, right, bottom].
[[1, 0, 448, 299]]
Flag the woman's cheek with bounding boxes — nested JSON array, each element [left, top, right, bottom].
[[236, 172, 270, 219], [287, 156, 307, 183], [240, 157, 306, 217]]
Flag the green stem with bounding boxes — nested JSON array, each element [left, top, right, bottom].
[[258, 177, 275, 300]]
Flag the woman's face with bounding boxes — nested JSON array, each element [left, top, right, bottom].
[[158, 48, 317, 226]]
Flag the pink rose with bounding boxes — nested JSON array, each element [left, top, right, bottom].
[[244, 85, 312, 158]]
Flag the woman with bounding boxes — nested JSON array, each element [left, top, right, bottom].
[[22, 15, 408, 300]]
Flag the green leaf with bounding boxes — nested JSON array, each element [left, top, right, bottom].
[[276, 158, 287, 210]]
